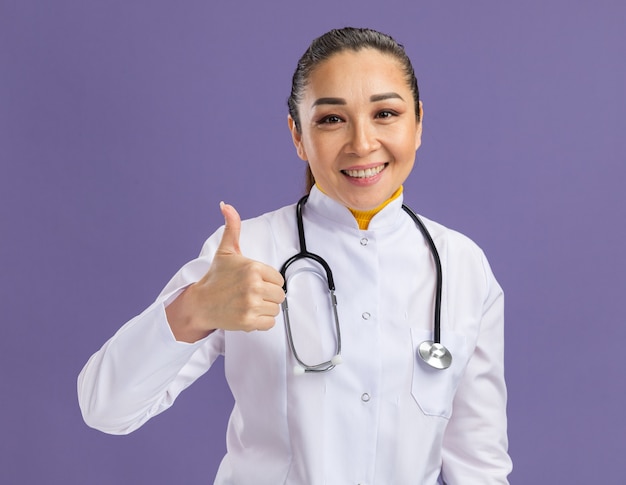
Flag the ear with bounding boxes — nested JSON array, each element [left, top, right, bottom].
[[415, 101, 424, 151], [288, 115, 308, 161]]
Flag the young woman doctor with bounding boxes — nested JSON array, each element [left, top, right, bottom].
[[78, 27, 512, 484]]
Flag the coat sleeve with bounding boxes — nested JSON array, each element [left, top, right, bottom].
[[77, 235, 225, 435], [440, 252, 513, 484]]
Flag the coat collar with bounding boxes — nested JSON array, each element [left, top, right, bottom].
[[305, 186, 405, 232]]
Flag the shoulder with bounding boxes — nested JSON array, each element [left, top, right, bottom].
[[419, 215, 486, 259], [417, 214, 498, 290], [240, 203, 297, 234]]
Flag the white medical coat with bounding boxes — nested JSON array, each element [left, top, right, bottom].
[[78, 187, 512, 484]]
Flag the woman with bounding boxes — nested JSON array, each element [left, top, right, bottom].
[[78, 27, 512, 484]]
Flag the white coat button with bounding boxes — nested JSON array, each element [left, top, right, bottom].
[[361, 393, 371, 402], [360, 237, 368, 246], [361, 312, 371, 320]]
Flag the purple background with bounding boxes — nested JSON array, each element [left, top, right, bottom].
[[2, 1, 625, 483]]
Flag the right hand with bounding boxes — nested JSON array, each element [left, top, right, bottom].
[[166, 202, 286, 342]]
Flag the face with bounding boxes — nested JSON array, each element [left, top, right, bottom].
[[289, 48, 423, 211]]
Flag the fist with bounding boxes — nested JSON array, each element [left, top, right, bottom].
[[166, 202, 285, 342]]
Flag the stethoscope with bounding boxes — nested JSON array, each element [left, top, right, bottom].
[[279, 195, 452, 375]]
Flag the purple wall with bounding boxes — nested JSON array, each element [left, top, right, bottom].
[[2, 1, 625, 483]]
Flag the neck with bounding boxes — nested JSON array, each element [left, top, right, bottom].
[[349, 187, 403, 230]]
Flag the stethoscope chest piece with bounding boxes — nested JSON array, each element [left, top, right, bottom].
[[418, 341, 452, 370]]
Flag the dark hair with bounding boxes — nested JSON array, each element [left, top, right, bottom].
[[287, 27, 421, 191]]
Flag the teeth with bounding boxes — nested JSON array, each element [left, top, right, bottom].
[[344, 164, 385, 178]]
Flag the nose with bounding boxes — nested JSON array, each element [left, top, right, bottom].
[[347, 118, 380, 156]]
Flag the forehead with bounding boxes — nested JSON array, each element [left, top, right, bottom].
[[304, 48, 409, 98]]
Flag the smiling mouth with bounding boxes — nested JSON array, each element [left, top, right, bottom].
[[342, 163, 388, 179]]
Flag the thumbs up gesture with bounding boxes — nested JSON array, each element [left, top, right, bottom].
[[165, 202, 286, 343]]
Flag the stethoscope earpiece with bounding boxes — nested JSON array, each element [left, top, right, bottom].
[[418, 341, 452, 370], [293, 354, 342, 377]]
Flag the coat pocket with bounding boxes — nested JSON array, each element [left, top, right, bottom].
[[409, 328, 469, 419]]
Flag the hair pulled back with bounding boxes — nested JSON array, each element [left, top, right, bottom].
[[287, 27, 420, 191]]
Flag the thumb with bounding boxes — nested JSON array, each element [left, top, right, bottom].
[[217, 201, 242, 255]]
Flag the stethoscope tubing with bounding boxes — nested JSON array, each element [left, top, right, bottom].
[[280, 195, 450, 373], [401, 205, 443, 345], [280, 195, 341, 373], [281, 196, 336, 291]]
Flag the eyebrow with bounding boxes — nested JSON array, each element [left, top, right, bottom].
[[370, 92, 404, 102], [312, 97, 346, 107], [311, 92, 405, 108]]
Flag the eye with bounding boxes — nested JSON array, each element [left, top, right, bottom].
[[318, 114, 343, 124], [375, 110, 398, 119]]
